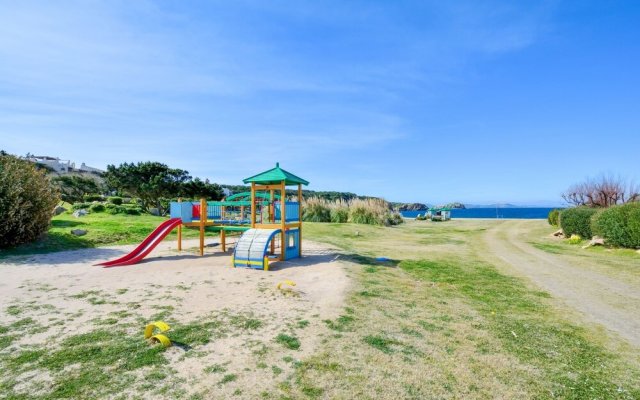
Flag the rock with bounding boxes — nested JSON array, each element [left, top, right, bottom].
[[72, 209, 88, 218], [395, 203, 429, 211], [52, 206, 67, 216], [70, 229, 87, 236], [552, 229, 564, 237], [582, 236, 605, 249], [149, 208, 160, 216]]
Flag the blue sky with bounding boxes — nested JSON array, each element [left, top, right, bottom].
[[1, 1, 638, 205]]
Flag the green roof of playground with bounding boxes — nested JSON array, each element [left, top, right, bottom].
[[243, 163, 309, 186]]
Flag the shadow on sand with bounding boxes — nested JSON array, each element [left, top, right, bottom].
[[0, 247, 125, 266]]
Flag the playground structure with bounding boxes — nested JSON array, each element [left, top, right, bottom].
[[97, 163, 309, 269]]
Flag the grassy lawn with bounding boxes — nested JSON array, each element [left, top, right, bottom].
[[297, 221, 640, 399], [526, 220, 640, 285], [0, 211, 209, 259], [1, 217, 639, 398]]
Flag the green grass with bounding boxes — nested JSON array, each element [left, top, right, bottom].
[[275, 333, 301, 350], [292, 220, 640, 399], [0, 211, 208, 258], [401, 258, 640, 399]]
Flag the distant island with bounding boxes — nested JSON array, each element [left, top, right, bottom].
[[391, 202, 466, 211]]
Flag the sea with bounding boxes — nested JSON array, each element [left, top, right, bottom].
[[400, 208, 558, 220]]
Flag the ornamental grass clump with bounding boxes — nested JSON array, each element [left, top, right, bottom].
[[329, 199, 349, 223], [302, 197, 403, 226], [302, 197, 331, 222]]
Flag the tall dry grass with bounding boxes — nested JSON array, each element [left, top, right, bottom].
[[302, 197, 403, 226]]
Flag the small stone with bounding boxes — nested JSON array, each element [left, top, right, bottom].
[[72, 209, 88, 218], [52, 206, 67, 216], [149, 208, 160, 216], [582, 236, 606, 249], [70, 229, 87, 236], [552, 229, 564, 237]]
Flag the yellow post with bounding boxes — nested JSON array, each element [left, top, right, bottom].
[[298, 184, 302, 258], [280, 180, 286, 261], [177, 198, 182, 251], [270, 189, 275, 223], [270, 189, 275, 255], [199, 198, 206, 256], [221, 229, 226, 252], [251, 182, 256, 228]]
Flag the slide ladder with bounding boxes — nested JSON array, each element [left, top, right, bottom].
[[232, 228, 281, 270], [96, 218, 182, 268]]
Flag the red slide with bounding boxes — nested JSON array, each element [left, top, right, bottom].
[[96, 218, 182, 268]]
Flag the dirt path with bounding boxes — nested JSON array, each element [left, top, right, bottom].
[[482, 220, 640, 347]]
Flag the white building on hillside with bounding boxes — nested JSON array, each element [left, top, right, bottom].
[[24, 155, 104, 174]]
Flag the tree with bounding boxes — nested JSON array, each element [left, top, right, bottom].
[[0, 154, 59, 248], [180, 178, 224, 200], [104, 162, 191, 214], [52, 175, 102, 204], [562, 175, 639, 207]]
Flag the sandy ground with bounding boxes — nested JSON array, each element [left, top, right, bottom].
[[482, 220, 640, 347], [0, 238, 350, 397]]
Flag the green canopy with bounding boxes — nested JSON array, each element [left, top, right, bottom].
[[243, 163, 309, 186], [429, 207, 452, 212]]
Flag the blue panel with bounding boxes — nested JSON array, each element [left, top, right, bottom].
[[170, 202, 193, 222], [285, 229, 300, 260], [275, 201, 300, 222]]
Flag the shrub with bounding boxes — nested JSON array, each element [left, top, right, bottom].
[[83, 194, 104, 202], [567, 234, 582, 245], [0, 155, 59, 248], [125, 207, 141, 215], [89, 203, 105, 213], [389, 211, 404, 225], [105, 204, 143, 215], [559, 207, 598, 239], [591, 202, 640, 248], [107, 196, 123, 205], [72, 202, 92, 210], [547, 209, 560, 226], [302, 198, 331, 222]]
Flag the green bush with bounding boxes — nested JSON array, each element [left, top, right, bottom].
[[72, 202, 91, 210], [89, 203, 105, 213], [591, 203, 640, 248], [559, 207, 598, 239], [107, 196, 123, 205], [0, 155, 59, 248], [105, 204, 143, 215], [83, 194, 104, 202], [547, 209, 560, 226], [125, 207, 142, 215], [386, 211, 404, 225]]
